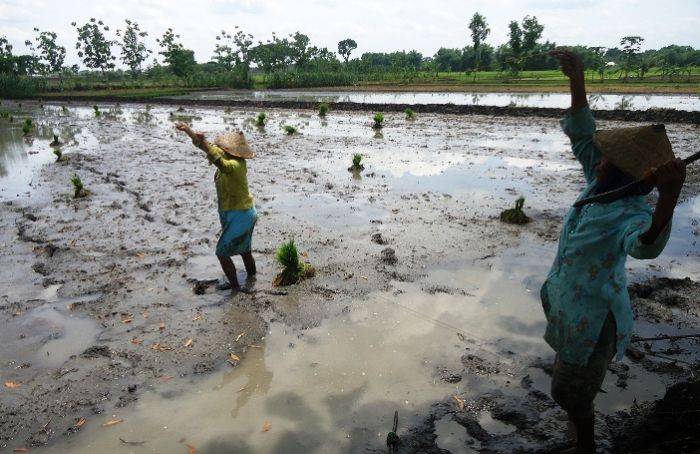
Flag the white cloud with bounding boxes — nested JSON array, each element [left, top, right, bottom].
[[1, 0, 698, 68]]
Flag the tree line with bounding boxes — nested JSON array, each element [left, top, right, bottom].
[[1, 14, 699, 91]]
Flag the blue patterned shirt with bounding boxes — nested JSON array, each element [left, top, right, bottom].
[[541, 106, 671, 366]]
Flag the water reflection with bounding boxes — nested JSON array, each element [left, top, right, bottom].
[[172, 90, 700, 112], [0, 124, 25, 177]]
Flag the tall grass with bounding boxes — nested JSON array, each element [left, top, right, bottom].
[[0, 75, 46, 98]]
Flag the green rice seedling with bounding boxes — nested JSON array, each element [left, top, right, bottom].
[[283, 125, 298, 135], [70, 174, 84, 198], [256, 112, 267, 127], [53, 148, 63, 162], [405, 108, 415, 120], [93, 105, 101, 117], [273, 239, 315, 286], [318, 102, 329, 117], [500, 196, 531, 225], [0, 109, 9, 119], [22, 119, 33, 136], [372, 112, 384, 129], [61, 105, 69, 114], [348, 153, 365, 171], [49, 134, 62, 147]]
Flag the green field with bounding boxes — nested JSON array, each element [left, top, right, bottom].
[[5, 67, 698, 99]]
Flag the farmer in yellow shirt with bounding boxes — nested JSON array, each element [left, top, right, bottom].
[[175, 122, 257, 292]]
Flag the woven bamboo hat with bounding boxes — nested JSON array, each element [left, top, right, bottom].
[[214, 131, 255, 159], [593, 124, 674, 179]]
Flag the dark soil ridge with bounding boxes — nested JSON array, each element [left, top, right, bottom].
[[34, 96, 700, 124]]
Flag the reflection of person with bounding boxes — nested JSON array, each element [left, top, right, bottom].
[[541, 50, 686, 453], [175, 122, 257, 291]]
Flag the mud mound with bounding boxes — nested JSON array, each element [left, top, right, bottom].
[[630, 277, 700, 324], [607, 379, 700, 453]]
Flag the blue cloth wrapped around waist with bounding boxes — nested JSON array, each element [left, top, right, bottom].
[[216, 206, 257, 256]]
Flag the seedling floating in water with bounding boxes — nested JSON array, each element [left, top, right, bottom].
[[283, 125, 298, 135], [405, 108, 415, 120], [372, 112, 384, 129], [273, 239, 315, 287], [318, 103, 329, 117], [93, 105, 101, 117], [71, 174, 85, 198], [348, 153, 365, 171], [22, 119, 33, 136], [256, 112, 267, 128], [500, 196, 531, 225], [53, 148, 63, 162]]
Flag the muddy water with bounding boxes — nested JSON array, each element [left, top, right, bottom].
[[1, 101, 698, 453], [171, 90, 700, 111]]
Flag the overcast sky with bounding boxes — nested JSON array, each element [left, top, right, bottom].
[[1, 0, 699, 67]]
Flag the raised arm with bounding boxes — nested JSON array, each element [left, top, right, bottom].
[[175, 121, 209, 152], [174, 121, 242, 174], [550, 50, 588, 112], [550, 49, 600, 182]]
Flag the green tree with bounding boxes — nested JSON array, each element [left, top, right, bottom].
[[116, 19, 151, 76], [156, 28, 196, 77], [0, 36, 13, 73], [620, 35, 644, 82], [521, 16, 544, 53], [214, 27, 254, 71], [72, 18, 116, 74], [30, 28, 66, 74], [589, 46, 607, 82], [506, 21, 523, 74], [337, 38, 357, 63], [468, 12, 490, 76]]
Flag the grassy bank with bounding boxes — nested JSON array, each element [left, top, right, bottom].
[[8, 66, 698, 99]]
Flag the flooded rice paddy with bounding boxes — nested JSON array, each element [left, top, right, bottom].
[[171, 90, 700, 112], [0, 100, 698, 453]]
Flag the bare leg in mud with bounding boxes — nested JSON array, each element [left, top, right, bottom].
[[241, 251, 256, 276], [217, 255, 240, 290]]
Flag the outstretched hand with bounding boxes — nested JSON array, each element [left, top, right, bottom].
[[549, 49, 584, 80], [175, 121, 205, 147], [174, 121, 190, 132]]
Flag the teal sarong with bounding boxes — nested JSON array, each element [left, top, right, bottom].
[[216, 207, 257, 256]]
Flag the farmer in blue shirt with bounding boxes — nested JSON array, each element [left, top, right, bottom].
[[543, 50, 686, 453]]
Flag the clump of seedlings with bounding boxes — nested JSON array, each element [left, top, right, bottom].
[[348, 153, 365, 171], [372, 112, 384, 129], [500, 196, 531, 225], [0, 109, 10, 119], [53, 148, 63, 162], [256, 112, 267, 128], [61, 105, 69, 114], [318, 102, 329, 117], [22, 119, 33, 136], [70, 174, 86, 198], [283, 125, 298, 135], [49, 134, 62, 147], [405, 108, 415, 120], [273, 239, 315, 287], [93, 105, 101, 117]]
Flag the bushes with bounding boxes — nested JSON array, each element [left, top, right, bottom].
[[266, 70, 357, 89], [0, 74, 46, 98]]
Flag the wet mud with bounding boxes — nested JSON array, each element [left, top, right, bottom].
[[0, 100, 698, 453]]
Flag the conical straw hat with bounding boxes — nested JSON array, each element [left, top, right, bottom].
[[214, 131, 255, 159], [593, 124, 674, 180]]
